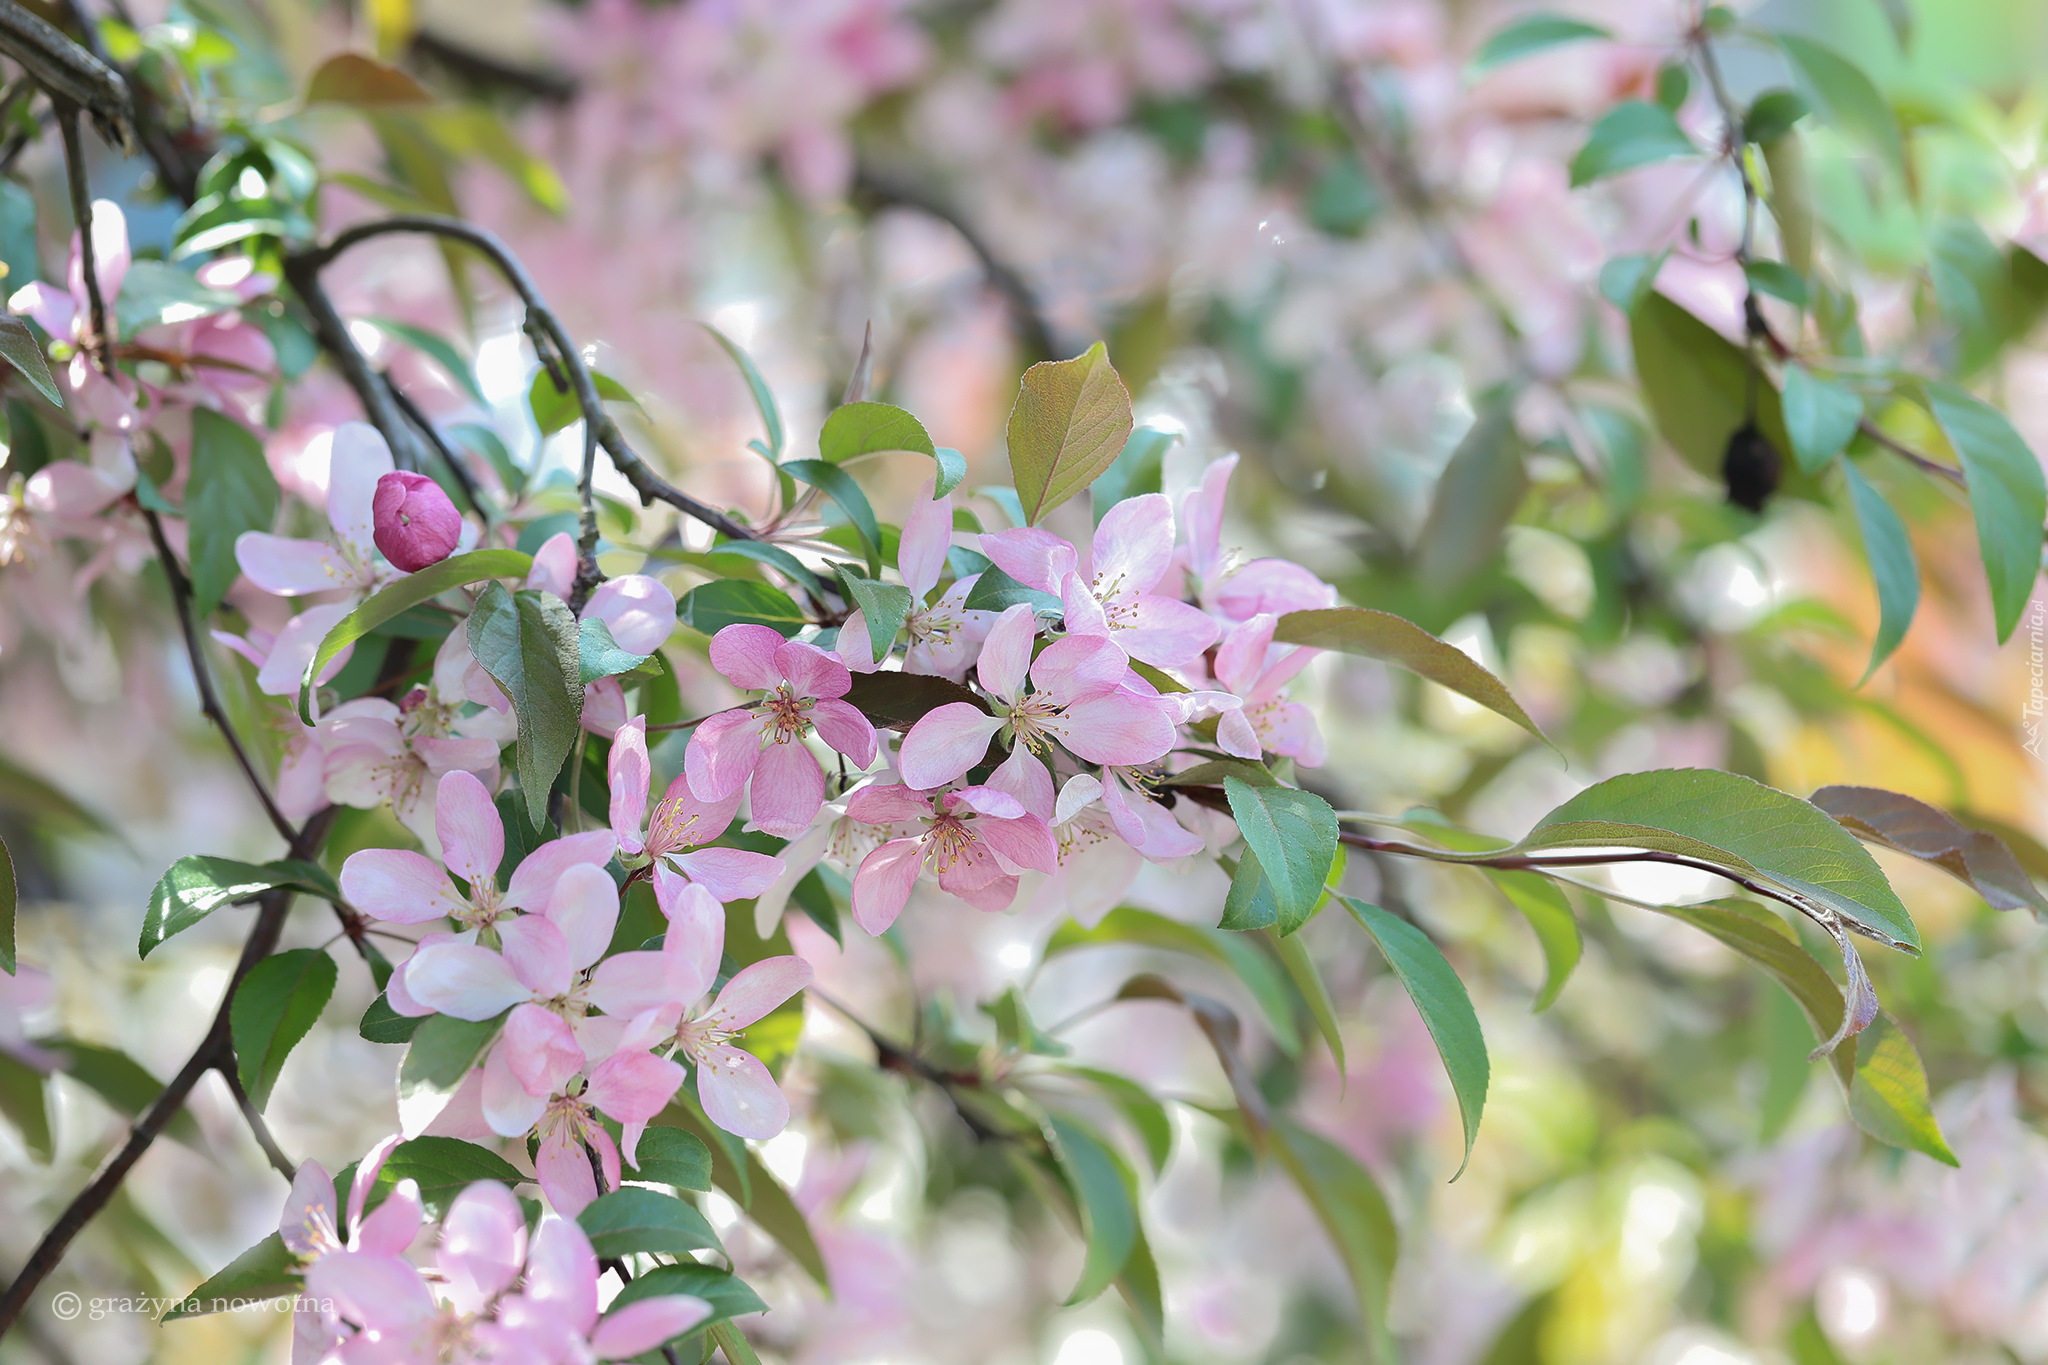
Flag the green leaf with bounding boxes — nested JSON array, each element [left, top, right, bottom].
[[0, 181, 37, 300], [933, 446, 968, 498], [359, 992, 421, 1044], [835, 569, 913, 660], [1486, 870, 1581, 1011], [1925, 381, 2046, 643], [304, 51, 434, 106], [1268, 928, 1346, 1070], [1647, 899, 1859, 1081], [368, 1136, 524, 1216], [1270, 1117, 1399, 1365], [1067, 1067, 1173, 1175], [609, 1262, 767, 1325], [703, 324, 784, 457], [1629, 292, 1793, 477], [186, 408, 279, 618], [1092, 425, 1179, 519], [577, 616, 648, 684], [1007, 341, 1135, 524], [960, 563, 1062, 614], [451, 422, 524, 498], [1219, 849, 1279, 931], [782, 458, 881, 576], [698, 539, 822, 600], [626, 1124, 713, 1190], [468, 583, 585, 828], [1848, 1014, 1956, 1164], [1470, 13, 1611, 74], [140, 856, 337, 958], [1568, 101, 1696, 187], [1522, 769, 1919, 951], [230, 948, 336, 1111], [659, 1099, 829, 1288], [114, 260, 241, 335], [676, 579, 808, 638], [1272, 607, 1547, 743], [842, 670, 989, 731], [578, 1186, 723, 1257], [398, 1011, 504, 1135], [1811, 785, 2048, 916], [819, 401, 936, 467], [527, 366, 638, 437], [1744, 88, 1810, 143], [1782, 363, 1862, 473], [0, 752, 116, 843], [162, 1233, 299, 1319], [1744, 260, 1809, 308], [1341, 898, 1489, 1177], [1047, 1114, 1138, 1304], [1047, 907, 1302, 1055], [1840, 461, 1920, 682], [0, 313, 58, 406], [1417, 394, 1525, 592], [297, 548, 534, 723], [43, 1037, 202, 1145], [0, 1050, 49, 1160], [1223, 778, 1337, 935], [363, 316, 485, 405], [1165, 757, 1277, 789], [1597, 252, 1665, 312], [1776, 34, 1905, 177]]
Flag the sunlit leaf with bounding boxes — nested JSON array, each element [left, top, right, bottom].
[[231, 948, 337, 1111], [1848, 1014, 1957, 1165], [1007, 341, 1134, 524], [1925, 381, 2046, 644], [578, 1187, 723, 1257], [1224, 778, 1337, 935], [1470, 14, 1611, 74], [1273, 607, 1546, 742], [0, 314, 57, 406], [1839, 462, 1919, 682], [162, 1233, 299, 1319]]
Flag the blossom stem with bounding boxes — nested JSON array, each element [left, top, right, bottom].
[[219, 1061, 296, 1179]]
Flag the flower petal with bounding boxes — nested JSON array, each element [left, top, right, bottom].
[[746, 739, 825, 839], [523, 1205, 601, 1333], [977, 527, 1076, 594], [608, 717, 650, 857], [1114, 594, 1221, 668], [255, 603, 355, 698], [502, 1002, 585, 1098], [653, 870, 723, 1007], [586, 574, 677, 655], [1092, 492, 1176, 597], [525, 531, 577, 599], [235, 533, 355, 597], [706, 956, 813, 1031], [439, 1178, 528, 1315], [591, 1297, 713, 1361], [708, 623, 787, 690], [326, 422, 397, 561], [696, 1044, 790, 1140], [896, 703, 1003, 791], [1214, 557, 1335, 620], [481, 1041, 548, 1137], [987, 746, 1055, 822], [975, 813, 1058, 875], [585, 1049, 686, 1139], [504, 829, 619, 913], [1047, 690, 1176, 767], [683, 708, 761, 803], [535, 1127, 600, 1218], [775, 639, 851, 700], [279, 1160, 338, 1257], [851, 838, 924, 935], [546, 862, 622, 973], [340, 848, 468, 924], [899, 481, 951, 601], [975, 603, 1037, 701], [844, 782, 932, 826], [498, 912, 572, 999], [352, 1177, 420, 1258], [670, 846, 786, 903], [434, 770, 504, 895], [304, 1251, 437, 1333], [402, 943, 529, 1020], [809, 696, 877, 768]]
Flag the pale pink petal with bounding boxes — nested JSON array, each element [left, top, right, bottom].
[[523, 1214, 602, 1332], [1048, 690, 1177, 766], [504, 829, 619, 913], [586, 574, 677, 655], [439, 1178, 528, 1315], [1098, 770, 1148, 847], [896, 703, 1003, 791], [708, 623, 787, 690], [326, 422, 397, 561], [747, 739, 826, 838], [1059, 573, 1111, 640], [975, 604, 1037, 701], [502, 1002, 586, 1097], [435, 770, 504, 894], [987, 746, 1055, 822], [1264, 700, 1327, 767], [235, 533, 353, 596], [1092, 492, 1176, 597], [695, 1044, 790, 1139], [1131, 786, 1206, 860], [544, 862, 620, 972], [1214, 613, 1279, 695], [591, 1297, 714, 1360], [947, 785, 1026, 820], [1113, 594, 1220, 668], [669, 846, 786, 902], [835, 608, 876, 672], [844, 782, 932, 825], [255, 603, 355, 697], [585, 1050, 686, 1144], [10, 280, 75, 341], [1055, 773, 1104, 825], [851, 837, 924, 934], [1214, 558, 1335, 620], [498, 913, 573, 999], [304, 1251, 437, 1332], [211, 628, 270, 669], [340, 848, 468, 924], [420, 1066, 496, 1143], [684, 708, 762, 802], [974, 813, 1058, 875], [1217, 708, 1263, 760], [71, 200, 130, 319], [414, 735, 501, 782], [942, 866, 1020, 914], [705, 956, 813, 1030], [481, 1042, 548, 1137], [536, 1127, 599, 1218], [646, 773, 745, 855], [279, 1160, 338, 1257], [402, 944, 528, 1020], [586, 949, 675, 1021], [809, 697, 877, 767], [653, 872, 724, 1007], [609, 717, 651, 855], [977, 527, 1076, 593], [1183, 454, 1236, 583], [352, 1177, 421, 1257], [347, 1133, 405, 1233], [1031, 631, 1128, 698], [25, 458, 125, 520], [581, 676, 631, 738], [899, 482, 951, 601], [525, 531, 577, 599], [775, 639, 851, 700]]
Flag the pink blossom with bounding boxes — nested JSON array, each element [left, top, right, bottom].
[[527, 530, 678, 735], [473, 1199, 711, 1360], [1057, 767, 1202, 861], [608, 715, 786, 901], [685, 624, 878, 837], [897, 602, 1177, 793], [588, 877, 813, 1139], [371, 470, 462, 572], [1209, 612, 1325, 766], [0, 963, 56, 1071], [279, 1137, 419, 1361], [9, 198, 142, 441], [838, 480, 993, 679], [980, 492, 1219, 667], [339, 769, 615, 930], [1177, 455, 1337, 621], [846, 782, 1057, 931]]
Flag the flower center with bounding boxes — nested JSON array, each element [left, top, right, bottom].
[[757, 685, 813, 743], [921, 813, 978, 873], [646, 797, 710, 857]]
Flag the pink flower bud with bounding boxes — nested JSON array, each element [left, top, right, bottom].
[[371, 471, 461, 572]]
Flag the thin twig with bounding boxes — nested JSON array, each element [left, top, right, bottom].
[[290, 216, 762, 543], [53, 103, 108, 373], [219, 1062, 296, 1179], [383, 370, 486, 515], [0, 0, 130, 146], [278, 252, 427, 472]]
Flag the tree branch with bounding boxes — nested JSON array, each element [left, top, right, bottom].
[[382, 370, 486, 516], [218, 1061, 296, 1179], [277, 251, 428, 472], [53, 103, 108, 373], [0, 0, 129, 148], [290, 216, 763, 543]]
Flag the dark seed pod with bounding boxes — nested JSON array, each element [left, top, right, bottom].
[[1722, 421, 1781, 513]]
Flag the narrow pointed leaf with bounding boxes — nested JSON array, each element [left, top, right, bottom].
[[1925, 381, 2046, 643], [1273, 607, 1546, 742], [468, 583, 584, 827], [1848, 1014, 1957, 1165], [1047, 1114, 1138, 1304], [230, 948, 337, 1111], [0, 313, 58, 406], [1271, 1117, 1398, 1364], [1046, 907, 1302, 1055], [0, 1051, 49, 1159], [1471, 14, 1611, 75], [1268, 927, 1346, 1070], [676, 579, 807, 638], [1569, 101, 1696, 186], [1341, 897, 1489, 1176], [1839, 462, 1920, 682], [1811, 784, 2048, 915], [782, 458, 881, 576], [1782, 363, 1862, 473], [1485, 870, 1581, 1011], [703, 324, 784, 456], [141, 856, 341, 957]]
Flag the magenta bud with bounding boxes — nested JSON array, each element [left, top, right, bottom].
[[371, 471, 461, 572]]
